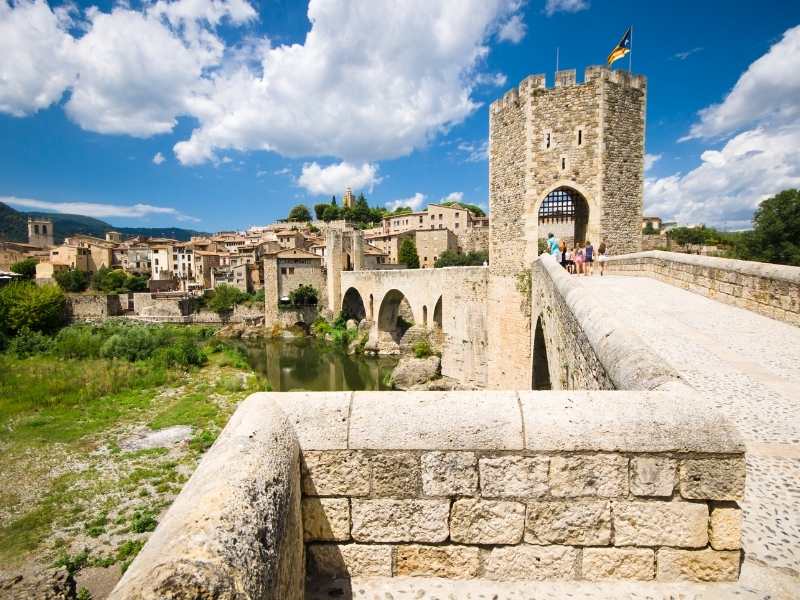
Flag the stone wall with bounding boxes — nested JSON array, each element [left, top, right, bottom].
[[604, 251, 800, 327], [272, 390, 745, 585], [531, 254, 681, 390], [109, 395, 304, 600], [65, 294, 123, 321]]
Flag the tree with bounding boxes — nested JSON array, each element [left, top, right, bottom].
[[322, 204, 339, 222], [288, 284, 318, 306], [392, 206, 413, 215], [643, 222, 657, 235], [11, 257, 37, 280], [434, 250, 488, 268], [0, 282, 66, 336], [439, 201, 485, 217], [288, 204, 311, 222], [398, 238, 420, 269], [54, 268, 90, 293], [736, 189, 800, 266], [207, 284, 247, 313], [314, 203, 329, 220]]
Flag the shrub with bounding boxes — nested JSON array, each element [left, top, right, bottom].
[[130, 509, 157, 533], [206, 284, 247, 313], [288, 204, 311, 221], [152, 337, 207, 368], [8, 327, 54, 357], [11, 257, 37, 280], [398, 238, 420, 269], [288, 284, 318, 306], [413, 339, 433, 358], [52, 325, 105, 359], [54, 268, 90, 293], [434, 250, 488, 268], [91, 267, 148, 293], [99, 327, 166, 362], [0, 282, 66, 336]]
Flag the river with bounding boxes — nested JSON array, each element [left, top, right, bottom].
[[241, 336, 398, 391]]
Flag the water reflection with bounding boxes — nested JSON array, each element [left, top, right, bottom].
[[242, 336, 398, 391]]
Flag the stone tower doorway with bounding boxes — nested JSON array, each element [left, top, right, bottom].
[[537, 187, 590, 249]]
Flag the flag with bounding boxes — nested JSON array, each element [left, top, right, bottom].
[[607, 27, 632, 66]]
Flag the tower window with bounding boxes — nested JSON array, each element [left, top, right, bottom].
[[561, 157, 566, 170], [577, 130, 582, 146], [42, 225, 48, 234], [545, 133, 551, 149]]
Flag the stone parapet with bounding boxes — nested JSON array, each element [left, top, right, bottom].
[[603, 250, 800, 326]]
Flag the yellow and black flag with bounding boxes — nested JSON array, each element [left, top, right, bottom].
[[607, 27, 632, 66]]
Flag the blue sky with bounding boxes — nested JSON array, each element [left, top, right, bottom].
[[1, 0, 799, 231]]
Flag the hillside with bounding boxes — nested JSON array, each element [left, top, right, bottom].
[[0, 202, 207, 243]]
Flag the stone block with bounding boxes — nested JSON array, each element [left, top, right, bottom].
[[351, 499, 449, 543], [484, 545, 578, 580], [450, 499, 525, 544], [421, 451, 478, 496], [525, 501, 611, 546], [582, 548, 654, 580], [630, 456, 676, 497], [302, 498, 350, 542], [394, 545, 480, 578], [656, 548, 740, 582], [307, 543, 392, 578], [370, 452, 420, 497], [680, 458, 745, 500], [479, 455, 548, 497], [613, 501, 708, 547], [549, 454, 628, 497], [270, 392, 350, 450], [710, 506, 742, 550], [302, 451, 370, 496]]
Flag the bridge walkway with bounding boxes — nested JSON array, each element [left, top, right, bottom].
[[580, 274, 800, 587]]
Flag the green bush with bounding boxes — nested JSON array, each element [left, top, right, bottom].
[[8, 327, 54, 357], [0, 282, 66, 336], [130, 509, 157, 533], [413, 339, 433, 358], [100, 327, 166, 362], [206, 284, 247, 313], [11, 257, 38, 280], [54, 268, 90, 293], [398, 238, 420, 269], [152, 337, 207, 368], [288, 284, 318, 306], [91, 267, 148, 294], [52, 326, 106, 358], [434, 250, 488, 268]]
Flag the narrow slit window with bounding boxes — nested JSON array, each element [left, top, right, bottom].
[[578, 130, 582, 145], [545, 133, 551, 149], [561, 157, 566, 170]]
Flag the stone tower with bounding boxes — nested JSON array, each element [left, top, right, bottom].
[[342, 187, 355, 209], [486, 66, 647, 388], [27, 217, 54, 248]]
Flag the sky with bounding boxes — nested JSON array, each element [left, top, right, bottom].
[[1, 0, 799, 232]]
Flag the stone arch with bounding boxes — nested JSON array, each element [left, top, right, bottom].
[[293, 321, 310, 335], [433, 296, 443, 330], [342, 287, 367, 321], [532, 314, 552, 390], [536, 186, 591, 249], [378, 289, 414, 341]]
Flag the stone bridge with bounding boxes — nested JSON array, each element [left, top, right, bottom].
[[339, 267, 489, 387]]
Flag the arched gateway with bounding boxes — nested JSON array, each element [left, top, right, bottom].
[[538, 187, 590, 248]]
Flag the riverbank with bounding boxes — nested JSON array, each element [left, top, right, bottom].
[[0, 325, 262, 598]]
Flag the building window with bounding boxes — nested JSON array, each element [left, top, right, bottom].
[[289, 267, 295, 274], [42, 225, 47, 234], [545, 133, 551, 149], [455, 222, 459, 228], [34, 224, 39, 234], [577, 129, 583, 146], [281, 267, 286, 274], [561, 157, 566, 170]]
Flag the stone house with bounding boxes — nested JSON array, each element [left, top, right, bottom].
[[416, 228, 458, 268]]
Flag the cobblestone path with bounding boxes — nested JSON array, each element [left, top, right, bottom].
[[581, 275, 800, 588]]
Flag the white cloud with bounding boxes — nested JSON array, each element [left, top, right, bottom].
[[0, 0, 526, 166], [474, 72, 508, 87], [273, 167, 292, 176], [152, 152, 166, 165], [442, 192, 464, 203], [644, 153, 661, 172], [457, 139, 489, 162], [684, 25, 800, 140], [297, 162, 381, 196], [646, 24, 800, 229], [2, 195, 200, 222], [673, 47, 703, 61], [0, 0, 76, 116], [497, 14, 526, 44], [544, 0, 589, 17], [385, 193, 427, 212]]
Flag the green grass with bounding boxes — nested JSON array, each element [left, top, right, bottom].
[[149, 392, 221, 429]]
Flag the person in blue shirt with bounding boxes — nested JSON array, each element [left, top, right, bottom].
[[584, 240, 594, 276], [546, 233, 560, 257]]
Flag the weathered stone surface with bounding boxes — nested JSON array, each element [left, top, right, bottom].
[[421, 451, 478, 496], [479, 455, 548, 497], [630, 456, 676, 497], [370, 452, 420, 497], [549, 454, 628, 497], [680, 458, 746, 500], [582, 548, 654, 581], [484, 545, 578, 580], [656, 548, 740, 582], [613, 501, 708, 547], [307, 544, 392, 578], [302, 451, 370, 497], [349, 391, 523, 450], [0, 568, 75, 600], [351, 499, 450, 543], [394, 545, 480, 578], [302, 498, 350, 542], [269, 392, 350, 450], [710, 506, 742, 550], [389, 356, 441, 390], [525, 501, 611, 546], [450, 499, 525, 544]]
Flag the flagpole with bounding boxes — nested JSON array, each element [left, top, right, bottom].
[[628, 26, 633, 73]]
